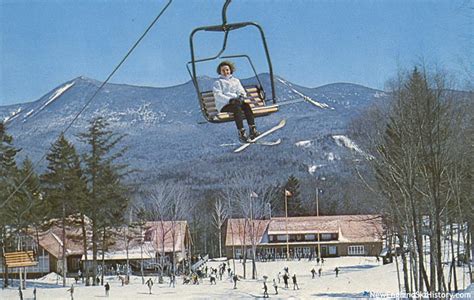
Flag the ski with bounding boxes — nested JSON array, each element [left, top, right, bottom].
[[257, 138, 281, 146], [234, 119, 286, 153], [221, 139, 281, 148]]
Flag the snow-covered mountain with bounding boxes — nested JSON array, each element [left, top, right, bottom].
[[0, 75, 387, 198]]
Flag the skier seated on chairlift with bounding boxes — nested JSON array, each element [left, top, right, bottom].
[[213, 61, 260, 142]]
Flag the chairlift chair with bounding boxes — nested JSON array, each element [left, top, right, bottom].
[[187, 0, 279, 123]]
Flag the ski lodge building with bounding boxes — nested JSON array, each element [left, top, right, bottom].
[[0, 217, 192, 278], [224, 215, 384, 259]]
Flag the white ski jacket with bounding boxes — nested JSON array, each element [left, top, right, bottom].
[[212, 75, 247, 112]]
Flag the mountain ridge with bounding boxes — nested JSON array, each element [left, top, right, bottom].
[[0, 75, 389, 210]]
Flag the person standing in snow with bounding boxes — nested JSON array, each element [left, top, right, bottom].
[[292, 274, 299, 290], [283, 272, 289, 288], [232, 274, 239, 289], [210, 273, 217, 285], [311, 268, 316, 279], [263, 281, 269, 298], [104, 282, 110, 297], [318, 267, 322, 277], [272, 278, 278, 295], [67, 284, 74, 300], [146, 278, 153, 294], [213, 61, 260, 142], [335, 267, 339, 277]]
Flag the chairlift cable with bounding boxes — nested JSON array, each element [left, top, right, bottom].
[[2, 0, 174, 209]]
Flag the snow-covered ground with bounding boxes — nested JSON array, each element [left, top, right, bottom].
[[0, 256, 471, 299]]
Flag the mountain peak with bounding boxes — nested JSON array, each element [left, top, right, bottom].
[[316, 82, 382, 92], [73, 76, 102, 85]]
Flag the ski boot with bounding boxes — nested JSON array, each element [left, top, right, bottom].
[[238, 128, 249, 143], [249, 125, 260, 140]]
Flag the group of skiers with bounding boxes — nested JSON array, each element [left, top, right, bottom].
[[64, 263, 343, 299], [258, 267, 300, 298]]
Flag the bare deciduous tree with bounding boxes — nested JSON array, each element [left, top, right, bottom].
[[212, 198, 228, 258], [222, 171, 276, 279], [354, 66, 473, 293]]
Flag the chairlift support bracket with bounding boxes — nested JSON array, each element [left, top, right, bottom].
[[188, 0, 278, 123]]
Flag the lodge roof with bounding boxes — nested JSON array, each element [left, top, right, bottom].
[[29, 216, 190, 259], [225, 219, 271, 247], [144, 221, 190, 253], [225, 214, 383, 247]]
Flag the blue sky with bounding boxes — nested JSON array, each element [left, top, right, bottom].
[[1, 0, 472, 105]]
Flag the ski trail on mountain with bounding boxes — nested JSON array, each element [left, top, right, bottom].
[[23, 82, 75, 122], [277, 78, 331, 109]]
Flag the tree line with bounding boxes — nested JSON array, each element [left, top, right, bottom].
[[2, 66, 470, 292], [0, 117, 130, 287], [352, 67, 473, 293]]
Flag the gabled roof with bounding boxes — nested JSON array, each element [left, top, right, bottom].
[[225, 215, 383, 246], [144, 221, 190, 253], [225, 218, 271, 247], [268, 217, 340, 235], [31, 216, 191, 259]]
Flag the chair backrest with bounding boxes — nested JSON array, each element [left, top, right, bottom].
[[200, 85, 271, 122]]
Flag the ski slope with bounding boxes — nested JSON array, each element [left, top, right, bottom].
[[1, 256, 471, 299]]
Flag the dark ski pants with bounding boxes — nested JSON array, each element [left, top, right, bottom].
[[221, 98, 255, 130]]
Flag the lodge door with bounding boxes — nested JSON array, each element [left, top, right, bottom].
[[321, 245, 328, 257]]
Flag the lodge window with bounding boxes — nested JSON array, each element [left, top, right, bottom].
[[144, 231, 153, 242], [305, 234, 315, 241], [348, 245, 365, 255], [276, 235, 287, 242], [235, 248, 242, 257], [329, 246, 337, 255], [321, 233, 332, 240]]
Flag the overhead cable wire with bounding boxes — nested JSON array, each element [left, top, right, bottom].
[[2, 0, 173, 208]]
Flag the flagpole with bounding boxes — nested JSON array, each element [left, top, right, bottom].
[[316, 188, 321, 260], [285, 191, 289, 260]]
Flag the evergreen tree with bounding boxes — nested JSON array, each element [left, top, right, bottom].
[[4, 157, 46, 251], [282, 175, 304, 217], [0, 123, 20, 287], [78, 117, 130, 285], [17, 157, 46, 228], [41, 134, 85, 286], [0, 123, 20, 226]]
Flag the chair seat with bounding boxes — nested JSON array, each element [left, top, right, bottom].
[[200, 85, 278, 123]]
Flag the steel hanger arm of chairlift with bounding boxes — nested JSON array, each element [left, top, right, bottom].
[[186, 54, 265, 98], [189, 21, 276, 103], [222, 0, 232, 25]]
